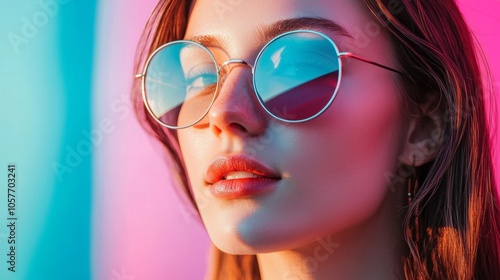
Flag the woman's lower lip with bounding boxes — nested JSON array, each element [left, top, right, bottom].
[[208, 178, 280, 199]]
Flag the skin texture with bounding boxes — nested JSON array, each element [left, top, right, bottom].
[[176, 0, 418, 278]]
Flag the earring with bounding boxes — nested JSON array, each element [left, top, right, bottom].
[[407, 155, 418, 204], [407, 155, 421, 241]]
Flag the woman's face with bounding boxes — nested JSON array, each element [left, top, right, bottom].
[[177, 0, 409, 253]]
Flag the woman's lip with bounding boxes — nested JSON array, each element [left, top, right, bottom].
[[205, 155, 281, 184], [208, 177, 280, 199]]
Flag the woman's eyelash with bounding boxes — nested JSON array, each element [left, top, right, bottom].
[[185, 67, 216, 84]]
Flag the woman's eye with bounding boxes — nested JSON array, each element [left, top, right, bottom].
[[184, 63, 218, 97], [187, 73, 217, 89], [181, 58, 217, 88]]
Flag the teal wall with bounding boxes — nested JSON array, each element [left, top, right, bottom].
[[0, 1, 96, 279]]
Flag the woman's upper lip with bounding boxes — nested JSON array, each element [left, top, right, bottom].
[[205, 155, 281, 184]]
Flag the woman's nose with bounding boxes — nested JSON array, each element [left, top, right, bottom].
[[208, 63, 268, 137]]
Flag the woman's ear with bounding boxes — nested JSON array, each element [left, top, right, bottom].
[[400, 92, 444, 166]]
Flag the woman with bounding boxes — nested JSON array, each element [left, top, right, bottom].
[[132, 0, 500, 279]]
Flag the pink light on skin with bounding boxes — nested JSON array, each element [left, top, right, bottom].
[[92, 1, 500, 279]]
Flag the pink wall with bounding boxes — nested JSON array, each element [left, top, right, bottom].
[[457, 0, 500, 183], [92, 1, 499, 279], [91, 1, 210, 279]]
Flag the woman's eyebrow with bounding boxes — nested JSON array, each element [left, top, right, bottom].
[[185, 17, 352, 48], [184, 34, 225, 48], [258, 17, 353, 42]]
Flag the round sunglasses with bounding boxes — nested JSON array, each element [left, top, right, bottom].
[[136, 29, 408, 129]]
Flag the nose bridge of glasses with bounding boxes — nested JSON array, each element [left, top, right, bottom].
[[219, 59, 254, 83]]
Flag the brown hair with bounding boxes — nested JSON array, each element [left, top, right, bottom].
[[132, 0, 500, 279]]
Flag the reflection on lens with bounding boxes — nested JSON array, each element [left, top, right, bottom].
[[144, 41, 218, 128], [264, 72, 338, 120], [254, 31, 340, 121]]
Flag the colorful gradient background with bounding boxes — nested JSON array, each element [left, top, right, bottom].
[[0, 1, 498, 279]]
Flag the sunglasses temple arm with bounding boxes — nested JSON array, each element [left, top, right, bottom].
[[339, 52, 413, 81]]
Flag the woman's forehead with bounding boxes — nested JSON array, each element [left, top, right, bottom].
[[185, 0, 372, 41], [184, 0, 391, 63], [184, 17, 354, 51]]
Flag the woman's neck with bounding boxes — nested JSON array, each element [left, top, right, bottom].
[[256, 191, 406, 280]]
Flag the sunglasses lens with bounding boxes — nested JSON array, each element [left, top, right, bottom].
[[144, 42, 218, 128], [254, 31, 340, 121]]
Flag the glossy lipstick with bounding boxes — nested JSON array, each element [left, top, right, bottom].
[[205, 155, 281, 199]]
